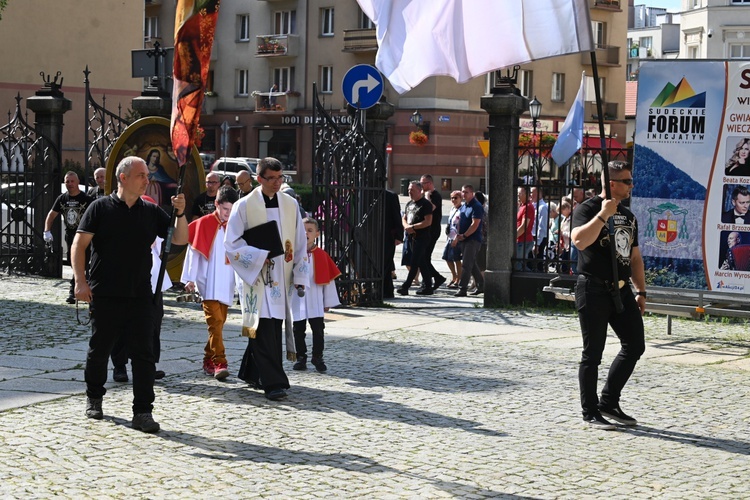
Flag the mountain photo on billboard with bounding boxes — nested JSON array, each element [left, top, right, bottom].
[[633, 144, 706, 200]]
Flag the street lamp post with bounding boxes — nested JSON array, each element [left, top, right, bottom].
[[528, 96, 542, 183], [410, 109, 423, 129]]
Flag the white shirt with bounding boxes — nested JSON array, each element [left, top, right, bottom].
[[180, 226, 235, 306], [224, 196, 308, 319], [291, 249, 340, 321]]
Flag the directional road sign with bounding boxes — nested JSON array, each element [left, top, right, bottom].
[[342, 64, 384, 110]]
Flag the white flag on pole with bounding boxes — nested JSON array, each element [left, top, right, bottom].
[[356, 0, 594, 94], [551, 72, 586, 166]]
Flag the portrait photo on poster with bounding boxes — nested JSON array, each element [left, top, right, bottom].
[[725, 137, 750, 177], [717, 229, 750, 270], [721, 184, 750, 225]]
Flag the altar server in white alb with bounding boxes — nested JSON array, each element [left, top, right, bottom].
[[181, 186, 240, 381], [224, 157, 308, 401], [291, 217, 341, 373]]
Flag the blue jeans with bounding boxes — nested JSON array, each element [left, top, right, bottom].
[[514, 241, 533, 270]]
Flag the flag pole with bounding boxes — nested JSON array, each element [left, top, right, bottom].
[[589, 50, 624, 313]]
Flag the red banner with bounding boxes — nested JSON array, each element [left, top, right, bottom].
[[171, 0, 220, 167]]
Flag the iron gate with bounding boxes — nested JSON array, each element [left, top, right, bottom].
[[311, 85, 386, 306], [83, 66, 130, 185], [0, 95, 60, 275]]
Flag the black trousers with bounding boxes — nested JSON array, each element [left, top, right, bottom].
[[419, 232, 443, 284], [401, 236, 432, 290], [238, 318, 290, 393], [111, 292, 163, 367], [575, 275, 645, 419], [84, 296, 155, 414], [293, 317, 325, 359], [65, 231, 90, 294]]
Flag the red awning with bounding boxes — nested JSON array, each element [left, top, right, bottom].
[[582, 137, 624, 150]]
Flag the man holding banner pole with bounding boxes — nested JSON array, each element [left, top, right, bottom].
[[571, 161, 646, 430]]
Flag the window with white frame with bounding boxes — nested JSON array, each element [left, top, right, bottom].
[[639, 36, 653, 49], [275, 10, 296, 35], [731, 0, 750, 5], [237, 69, 249, 96], [321, 8, 334, 36], [238, 14, 250, 41], [591, 21, 606, 48], [359, 7, 375, 29], [730, 43, 750, 58], [689, 45, 699, 59], [321, 66, 333, 93], [519, 70, 533, 98], [274, 67, 294, 92], [144, 17, 159, 41], [551, 73, 565, 101]]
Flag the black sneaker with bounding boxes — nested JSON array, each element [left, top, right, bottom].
[[66, 294, 76, 304], [132, 413, 160, 433], [454, 289, 468, 297], [583, 414, 616, 430], [293, 355, 307, 371], [599, 405, 638, 426], [415, 288, 433, 296], [396, 287, 408, 296], [265, 389, 288, 401], [113, 365, 128, 383], [85, 397, 103, 420], [311, 357, 328, 373], [154, 370, 166, 380], [432, 275, 447, 291]]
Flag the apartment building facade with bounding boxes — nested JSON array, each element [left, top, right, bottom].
[[0, 1, 144, 168]]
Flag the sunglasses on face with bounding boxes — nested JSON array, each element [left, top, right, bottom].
[[611, 178, 633, 185]]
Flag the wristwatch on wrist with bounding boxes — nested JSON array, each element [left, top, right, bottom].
[[635, 291, 647, 298]]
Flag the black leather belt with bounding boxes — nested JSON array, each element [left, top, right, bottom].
[[581, 274, 626, 290]]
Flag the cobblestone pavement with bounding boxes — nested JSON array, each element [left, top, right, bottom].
[[0, 274, 749, 499]]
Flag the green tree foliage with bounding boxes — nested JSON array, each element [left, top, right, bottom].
[[0, 1, 8, 21]]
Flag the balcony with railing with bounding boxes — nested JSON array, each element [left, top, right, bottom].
[[252, 91, 299, 113], [592, 0, 621, 10], [581, 45, 620, 66], [256, 34, 299, 57], [584, 101, 619, 121], [343, 28, 377, 52]]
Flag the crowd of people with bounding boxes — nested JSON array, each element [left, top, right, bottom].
[[47, 158, 645, 434]]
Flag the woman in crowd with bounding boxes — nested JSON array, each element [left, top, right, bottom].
[[442, 190, 463, 288]]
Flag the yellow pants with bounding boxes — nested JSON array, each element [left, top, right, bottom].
[[202, 300, 228, 364]]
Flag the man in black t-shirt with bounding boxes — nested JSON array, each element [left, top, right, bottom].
[[44, 171, 93, 304], [419, 175, 447, 291], [571, 161, 646, 431], [72, 156, 188, 433], [191, 172, 220, 221], [87, 167, 107, 199], [397, 180, 434, 295]]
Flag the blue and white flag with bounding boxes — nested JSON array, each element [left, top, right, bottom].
[[551, 73, 586, 166]]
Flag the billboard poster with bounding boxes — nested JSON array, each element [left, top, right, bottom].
[[634, 60, 750, 291]]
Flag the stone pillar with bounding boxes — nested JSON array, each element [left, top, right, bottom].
[[481, 92, 527, 306], [27, 82, 72, 278], [131, 95, 171, 119], [364, 100, 395, 153]]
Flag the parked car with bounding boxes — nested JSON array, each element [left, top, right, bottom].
[[199, 153, 215, 173], [210, 157, 260, 181]]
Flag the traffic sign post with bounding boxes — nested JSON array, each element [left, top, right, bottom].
[[342, 65, 384, 110]]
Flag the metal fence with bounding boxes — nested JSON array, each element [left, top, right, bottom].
[[513, 138, 632, 275], [0, 95, 60, 275]]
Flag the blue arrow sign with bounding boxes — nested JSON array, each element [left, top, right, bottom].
[[342, 64, 384, 110]]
